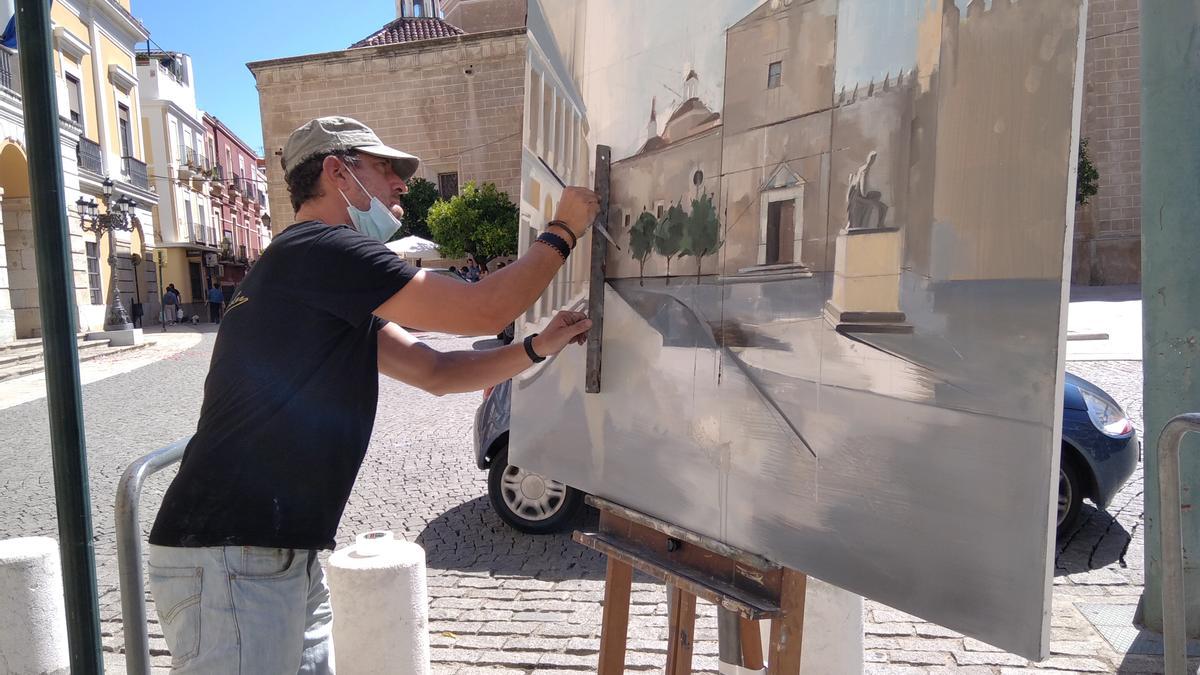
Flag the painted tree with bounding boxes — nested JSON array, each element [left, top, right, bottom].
[[679, 191, 722, 276], [654, 200, 687, 281], [629, 210, 658, 286]]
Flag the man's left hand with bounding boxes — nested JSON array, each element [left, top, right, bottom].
[[532, 311, 592, 357]]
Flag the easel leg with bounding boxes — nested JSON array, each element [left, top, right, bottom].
[[767, 570, 807, 675], [740, 618, 764, 671], [665, 585, 697, 674], [598, 558, 633, 675]]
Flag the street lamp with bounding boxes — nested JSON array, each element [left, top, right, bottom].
[[77, 177, 140, 331], [155, 249, 166, 332]]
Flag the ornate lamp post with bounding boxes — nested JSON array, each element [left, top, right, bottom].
[[76, 177, 139, 331], [155, 249, 167, 332]]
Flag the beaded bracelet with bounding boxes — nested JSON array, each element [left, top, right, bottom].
[[536, 232, 571, 261], [546, 220, 578, 248]]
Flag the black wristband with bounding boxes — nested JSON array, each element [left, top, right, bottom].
[[524, 333, 546, 363], [536, 232, 570, 260], [547, 220, 578, 248]]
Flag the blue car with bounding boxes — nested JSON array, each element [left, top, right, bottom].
[[1059, 372, 1140, 536], [475, 373, 1139, 538]]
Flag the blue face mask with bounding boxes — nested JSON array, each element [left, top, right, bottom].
[[339, 168, 402, 243]]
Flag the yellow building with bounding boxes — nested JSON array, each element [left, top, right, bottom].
[[0, 0, 159, 342]]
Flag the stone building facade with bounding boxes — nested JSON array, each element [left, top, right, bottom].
[[441, 0, 526, 33], [1072, 0, 1141, 285], [248, 19, 526, 235], [0, 0, 159, 342]]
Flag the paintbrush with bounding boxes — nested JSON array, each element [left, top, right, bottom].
[[539, 156, 621, 251]]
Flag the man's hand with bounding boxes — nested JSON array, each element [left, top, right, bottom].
[[552, 187, 601, 240], [532, 310, 592, 357]]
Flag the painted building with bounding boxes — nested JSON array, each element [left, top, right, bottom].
[[599, 0, 1079, 289], [136, 48, 216, 319], [519, 0, 588, 324], [249, 1, 527, 238], [0, 0, 159, 341], [203, 112, 268, 296]]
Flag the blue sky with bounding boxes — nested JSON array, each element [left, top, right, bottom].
[[131, 1, 397, 155]]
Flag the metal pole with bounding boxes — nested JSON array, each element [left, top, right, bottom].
[[104, 227, 132, 330], [115, 439, 188, 675], [156, 251, 166, 332], [1139, 0, 1200, 639], [1157, 414, 1200, 675], [13, 0, 103, 672]]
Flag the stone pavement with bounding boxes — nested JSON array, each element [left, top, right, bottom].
[[0, 298, 1192, 674]]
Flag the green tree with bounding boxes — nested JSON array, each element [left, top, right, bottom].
[[654, 200, 687, 281], [629, 210, 658, 285], [393, 176, 439, 242], [1076, 137, 1100, 206], [679, 191, 722, 276], [427, 181, 518, 264]]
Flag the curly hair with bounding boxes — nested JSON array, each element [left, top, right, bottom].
[[283, 149, 360, 212]]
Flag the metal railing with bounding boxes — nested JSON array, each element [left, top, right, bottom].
[[0, 47, 14, 92], [77, 137, 103, 174], [1158, 413, 1200, 675], [115, 438, 189, 675], [122, 156, 149, 190]]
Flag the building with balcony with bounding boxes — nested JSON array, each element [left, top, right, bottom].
[[137, 48, 216, 317], [0, 0, 160, 342], [203, 112, 268, 293]]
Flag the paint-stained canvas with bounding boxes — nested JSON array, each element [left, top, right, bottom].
[[511, 0, 1086, 659]]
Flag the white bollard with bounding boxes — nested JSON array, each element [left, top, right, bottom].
[[327, 531, 430, 675], [790, 578, 864, 675], [0, 537, 70, 675]]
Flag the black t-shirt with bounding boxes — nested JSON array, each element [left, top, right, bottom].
[[149, 221, 416, 550]]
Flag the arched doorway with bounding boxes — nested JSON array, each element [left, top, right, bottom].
[[0, 141, 35, 340]]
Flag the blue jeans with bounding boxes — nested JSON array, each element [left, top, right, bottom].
[[147, 545, 334, 674]]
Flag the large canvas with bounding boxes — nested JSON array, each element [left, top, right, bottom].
[[511, 0, 1086, 659]]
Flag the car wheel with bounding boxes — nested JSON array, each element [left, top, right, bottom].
[[487, 445, 584, 534], [1057, 451, 1086, 538]]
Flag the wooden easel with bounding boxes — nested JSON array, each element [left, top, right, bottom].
[[573, 496, 808, 674]]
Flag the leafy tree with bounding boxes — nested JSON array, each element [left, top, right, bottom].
[[629, 210, 658, 285], [654, 200, 687, 281], [679, 191, 722, 276], [1076, 137, 1100, 206], [427, 181, 518, 264], [393, 177, 439, 242]]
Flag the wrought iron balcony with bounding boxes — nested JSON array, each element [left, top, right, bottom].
[[0, 48, 14, 93], [77, 137, 103, 175], [122, 156, 150, 190]]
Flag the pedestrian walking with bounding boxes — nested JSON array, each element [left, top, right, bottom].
[[207, 282, 224, 324], [147, 116, 598, 674], [162, 284, 180, 326]]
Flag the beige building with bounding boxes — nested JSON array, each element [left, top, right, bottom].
[[0, 0, 159, 342], [442, 0, 526, 33], [249, 6, 527, 236], [1072, 0, 1142, 285]]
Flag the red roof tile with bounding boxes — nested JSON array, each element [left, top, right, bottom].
[[349, 17, 465, 49]]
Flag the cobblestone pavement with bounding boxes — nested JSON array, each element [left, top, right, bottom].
[[0, 328, 1186, 673]]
